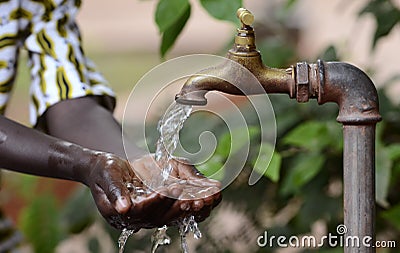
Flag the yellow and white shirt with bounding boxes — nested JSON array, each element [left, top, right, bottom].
[[0, 0, 115, 125]]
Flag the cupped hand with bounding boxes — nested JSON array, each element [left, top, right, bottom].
[[80, 152, 221, 231], [128, 154, 222, 228], [79, 152, 136, 230]]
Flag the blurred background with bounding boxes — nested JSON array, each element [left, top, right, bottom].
[[1, 0, 400, 252]]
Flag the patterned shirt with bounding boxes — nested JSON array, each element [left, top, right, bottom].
[[0, 0, 115, 125]]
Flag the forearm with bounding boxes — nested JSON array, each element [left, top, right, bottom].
[[0, 115, 91, 182], [41, 96, 145, 160]]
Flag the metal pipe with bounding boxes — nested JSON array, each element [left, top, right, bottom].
[[343, 125, 376, 252], [316, 61, 381, 252]]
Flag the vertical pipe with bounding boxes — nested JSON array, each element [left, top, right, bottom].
[[343, 124, 376, 253]]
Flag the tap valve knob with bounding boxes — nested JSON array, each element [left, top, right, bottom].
[[232, 8, 257, 53], [237, 8, 254, 27]]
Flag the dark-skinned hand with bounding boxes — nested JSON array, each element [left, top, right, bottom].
[[128, 154, 222, 229], [78, 152, 137, 230], [80, 153, 221, 231]]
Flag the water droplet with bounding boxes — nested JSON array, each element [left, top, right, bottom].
[[0, 130, 7, 144]]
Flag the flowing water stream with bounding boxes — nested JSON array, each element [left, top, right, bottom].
[[118, 103, 201, 253]]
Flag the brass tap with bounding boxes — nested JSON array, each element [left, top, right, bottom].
[[175, 8, 296, 105]]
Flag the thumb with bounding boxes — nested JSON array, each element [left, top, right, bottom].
[[104, 181, 132, 214]]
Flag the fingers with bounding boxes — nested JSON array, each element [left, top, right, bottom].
[[90, 184, 127, 230], [99, 177, 132, 214], [184, 178, 222, 189], [170, 159, 222, 188], [129, 189, 175, 228], [162, 200, 189, 225], [91, 184, 116, 217], [167, 182, 183, 198], [173, 160, 203, 180], [115, 196, 131, 214], [192, 199, 204, 212], [194, 204, 213, 223]]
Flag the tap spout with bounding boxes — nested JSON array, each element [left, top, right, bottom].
[[175, 52, 296, 106]]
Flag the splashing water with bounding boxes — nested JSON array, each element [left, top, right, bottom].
[[118, 103, 201, 253], [118, 228, 135, 253], [179, 215, 202, 252], [154, 103, 192, 185], [151, 225, 171, 253], [152, 103, 202, 253], [117, 180, 148, 253]]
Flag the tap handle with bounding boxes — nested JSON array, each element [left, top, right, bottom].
[[237, 8, 254, 27]]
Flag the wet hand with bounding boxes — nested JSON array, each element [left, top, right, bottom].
[[79, 152, 136, 230], [79, 153, 221, 231], [128, 154, 222, 228]]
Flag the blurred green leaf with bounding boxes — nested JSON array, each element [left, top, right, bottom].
[[285, 0, 298, 10], [319, 45, 340, 61], [297, 177, 342, 231], [381, 204, 400, 230], [197, 154, 225, 181], [251, 143, 282, 182], [281, 152, 325, 195], [60, 187, 97, 234], [159, 4, 191, 57], [200, 0, 242, 23], [88, 236, 101, 253], [19, 195, 62, 253], [283, 121, 331, 152], [215, 126, 260, 158], [387, 144, 400, 160], [259, 37, 296, 68], [359, 0, 400, 49], [376, 144, 392, 208], [7, 174, 38, 201], [214, 131, 231, 158], [155, 0, 190, 33]]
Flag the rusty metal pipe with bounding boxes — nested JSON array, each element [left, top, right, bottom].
[[315, 61, 381, 253], [317, 61, 381, 124], [343, 125, 376, 252]]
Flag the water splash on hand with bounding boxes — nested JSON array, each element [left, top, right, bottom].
[[118, 228, 135, 253], [151, 225, 171, 253]]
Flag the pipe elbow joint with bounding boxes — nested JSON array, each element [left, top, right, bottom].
[[318, 61, 382, 124]]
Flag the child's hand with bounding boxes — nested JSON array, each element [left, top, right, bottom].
[[79, 152, 136, 229], [129, 154, 222, 228], [80, 153, 221, 231]]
